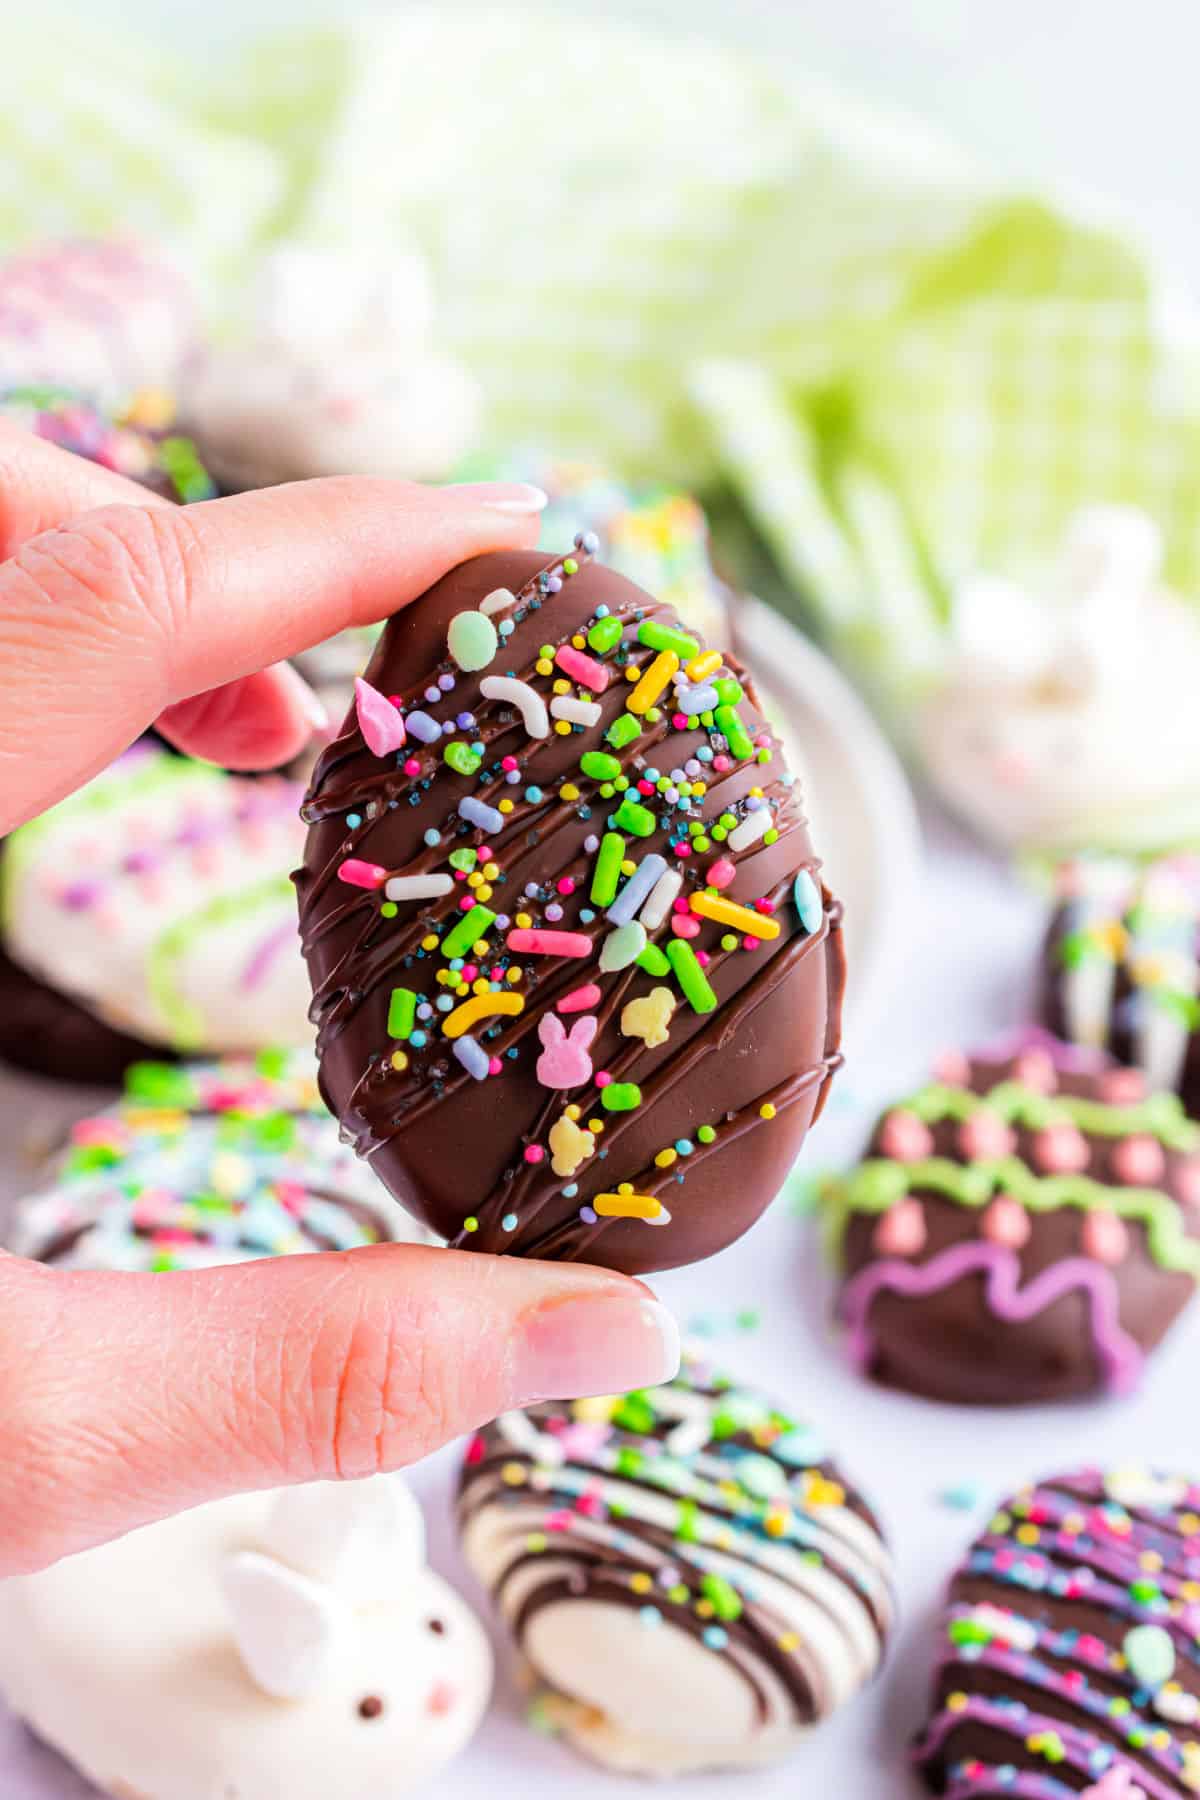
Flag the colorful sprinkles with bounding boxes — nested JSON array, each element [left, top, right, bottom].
[[306, 537, 832, 1255]]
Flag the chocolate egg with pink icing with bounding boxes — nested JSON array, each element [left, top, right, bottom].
[[823, 1042, 1200, 1404]]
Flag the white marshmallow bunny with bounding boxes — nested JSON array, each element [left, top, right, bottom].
[[191, 243, 481, 491], [919, 506, 1200, 852], [0, 1475, 492, 1800]]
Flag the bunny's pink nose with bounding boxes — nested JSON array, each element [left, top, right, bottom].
[[427, 1680, 458, 1717], [992, 750, 1030, 788]]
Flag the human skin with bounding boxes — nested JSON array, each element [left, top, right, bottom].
[[0, 425, 679, 1576]]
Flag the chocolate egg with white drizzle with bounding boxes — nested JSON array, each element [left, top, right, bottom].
[[296, 542, 843, 1273], [458, 1351, 894, 1776]]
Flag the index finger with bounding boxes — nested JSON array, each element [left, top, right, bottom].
[[0, 475, 547, 829]]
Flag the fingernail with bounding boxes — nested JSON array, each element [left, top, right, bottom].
[[512, 1289, 680, 1404], [440, 480, 548, 516]]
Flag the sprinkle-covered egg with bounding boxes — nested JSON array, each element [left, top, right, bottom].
[[916, 1465, 1200, 1799], [296, 544, 843, 1274], [458, 1349, 893, 1777]]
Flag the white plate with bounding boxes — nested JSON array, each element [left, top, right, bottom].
[[737, 597, 924, 1042]]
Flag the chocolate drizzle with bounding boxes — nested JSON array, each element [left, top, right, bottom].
[[458, 1353, 893, 1768], [916, 1466, 1200, 1799], [296, 549, 843, 1273]]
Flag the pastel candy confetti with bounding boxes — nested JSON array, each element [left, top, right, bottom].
[[448, 609, 499, 672], [621, 987, 675, 1049], [354, 677, 407, 757], [506, 928, 592, 957], [793, 869, 823, 933], [443, 992, 525, 1039], [453, 1034, 492, 1080], [600, 921, 648, 972]]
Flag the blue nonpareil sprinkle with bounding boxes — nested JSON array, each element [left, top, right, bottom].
[[346, 812, 362, 828]]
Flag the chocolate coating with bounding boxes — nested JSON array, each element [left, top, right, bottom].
[[916, 1465, 1200, 1798], [0, 933, 171, 1083], [1041, 854, 1200, 1122], [458, 1350, 893, 1775], [296, 547, 843, 1274], [828, 1046, 1200, 1405]]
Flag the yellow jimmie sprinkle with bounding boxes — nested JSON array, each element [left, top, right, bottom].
[[690, 892, 781, 939], [594, 1188, 664, 1220], [442, 991, 525, 1039], [686, 648, 723, 682], [627, 650, 679, 715]]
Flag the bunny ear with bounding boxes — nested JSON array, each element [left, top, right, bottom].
[[568, 1016, 599, 1050], [260, 1477, 427, 1595], [538, 1014, 565, 1047], [1058, 505, 1162, 602], [950, 572, 1052, 683], [223, 1550, 342, 1701]]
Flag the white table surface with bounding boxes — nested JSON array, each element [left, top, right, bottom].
[[3, 798, 1198, 1798]]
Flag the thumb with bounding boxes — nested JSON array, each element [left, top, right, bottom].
[[0, 1246, 678, 1576]]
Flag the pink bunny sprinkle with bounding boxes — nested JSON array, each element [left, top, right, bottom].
[[536, 1014, 599, 1089]]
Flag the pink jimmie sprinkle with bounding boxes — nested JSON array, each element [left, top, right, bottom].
[[354, 677, 407, 756], [555, 645, 610, 691], [1110, 1133, 1165, 1186], [524, 1145, 545, 1165], [696, 951, 711, 966], [337, 858, 387, 889], [706, 857, 736, 889], [558, 983, 603, 1015]]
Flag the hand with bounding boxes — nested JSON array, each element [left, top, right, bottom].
[[0, 426, 680, 1576]]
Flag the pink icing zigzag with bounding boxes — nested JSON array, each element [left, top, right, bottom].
[[840, 1241, 1142, 1395]]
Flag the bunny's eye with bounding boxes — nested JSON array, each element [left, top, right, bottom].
[[426, 1616, 447, 1635], [357, 1695, 386, 1720]]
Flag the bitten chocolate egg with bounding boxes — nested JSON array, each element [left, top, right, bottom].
[[296, 543, 843, 1274], [825, 1044, 1200, 1404], [458, 1350, 894, 1777], [915, 1465, 1200, 1799]]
